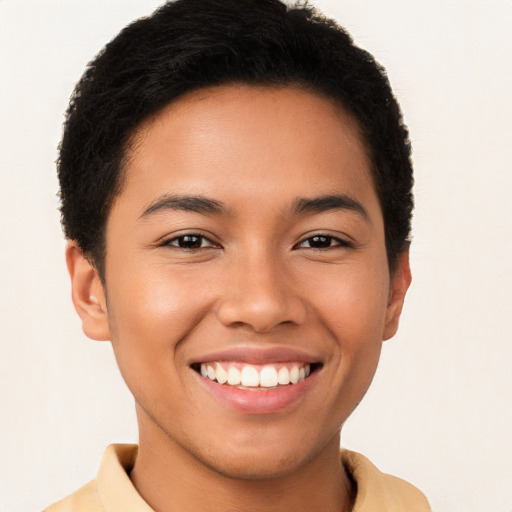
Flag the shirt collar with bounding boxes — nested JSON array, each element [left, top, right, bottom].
[[95, 444, 429, 512], [96, 444, 153, 512]]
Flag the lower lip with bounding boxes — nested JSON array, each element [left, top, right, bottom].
[[195, 371, 316, 414]]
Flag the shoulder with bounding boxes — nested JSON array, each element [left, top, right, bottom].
[[42, 480, 104, 512], [42, 444, 141, 512], [341, 450, 431, 512]]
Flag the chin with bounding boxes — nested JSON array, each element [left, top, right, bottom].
[[194, 427, 335, 482]]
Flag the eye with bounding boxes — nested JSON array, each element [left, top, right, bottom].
[[162, 234, 218, 250], [295, 234, 350, 249]]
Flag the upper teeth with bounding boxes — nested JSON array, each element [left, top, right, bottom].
[[200, 362, 311, 388]]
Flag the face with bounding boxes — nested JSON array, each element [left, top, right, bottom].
[[69, 85, 410, 480]]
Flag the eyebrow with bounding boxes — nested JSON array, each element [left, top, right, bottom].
[[140, 192, 369, 221], [140, 194, 227, 218], [291, 194, 370, 221]]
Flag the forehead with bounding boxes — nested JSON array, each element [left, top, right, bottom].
[[117, 84, 377, 217]]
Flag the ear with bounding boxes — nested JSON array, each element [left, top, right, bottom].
[[383, 249, 412, 341], [66, 241, 111, 341]]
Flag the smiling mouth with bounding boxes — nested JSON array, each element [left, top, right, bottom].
[[192, 361, 321, 389]]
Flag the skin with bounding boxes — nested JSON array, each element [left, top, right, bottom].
[[67, 85, 411, 512]]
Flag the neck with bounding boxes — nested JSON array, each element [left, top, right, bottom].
[[130, 408, 354, 512]]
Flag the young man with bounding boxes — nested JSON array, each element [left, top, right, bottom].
[[46, 0, 430, 510]]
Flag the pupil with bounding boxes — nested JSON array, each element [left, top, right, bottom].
[[180, 235, 201, 248], [309, 236, 330, 248]]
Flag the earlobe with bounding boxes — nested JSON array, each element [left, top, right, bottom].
[[66, 242, 111, 341], [383, 249, 412, 341]]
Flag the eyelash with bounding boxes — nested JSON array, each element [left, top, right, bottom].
[[161, 234, 219, 250], [161, 233, 352, 251], [294, 234, 352, 250]]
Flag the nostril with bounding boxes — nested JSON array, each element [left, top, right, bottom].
[[216, 296, 308, 333]]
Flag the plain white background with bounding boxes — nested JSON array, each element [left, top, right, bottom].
[[1, 1, 511, 511]]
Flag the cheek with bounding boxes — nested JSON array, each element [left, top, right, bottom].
[[105, 263, 215, 369], [310, 261, 389, 393], [310, 262, 390, 345]]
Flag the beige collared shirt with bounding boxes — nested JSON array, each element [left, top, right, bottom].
[[44, 444, 430, 512]]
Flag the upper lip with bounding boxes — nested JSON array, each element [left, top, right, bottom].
[[189, 345, 323, 366]]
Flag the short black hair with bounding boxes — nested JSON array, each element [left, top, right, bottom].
[[58, 0, 413, 277]]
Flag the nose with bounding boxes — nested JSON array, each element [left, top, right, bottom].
[[216, 251, 307, 333]]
